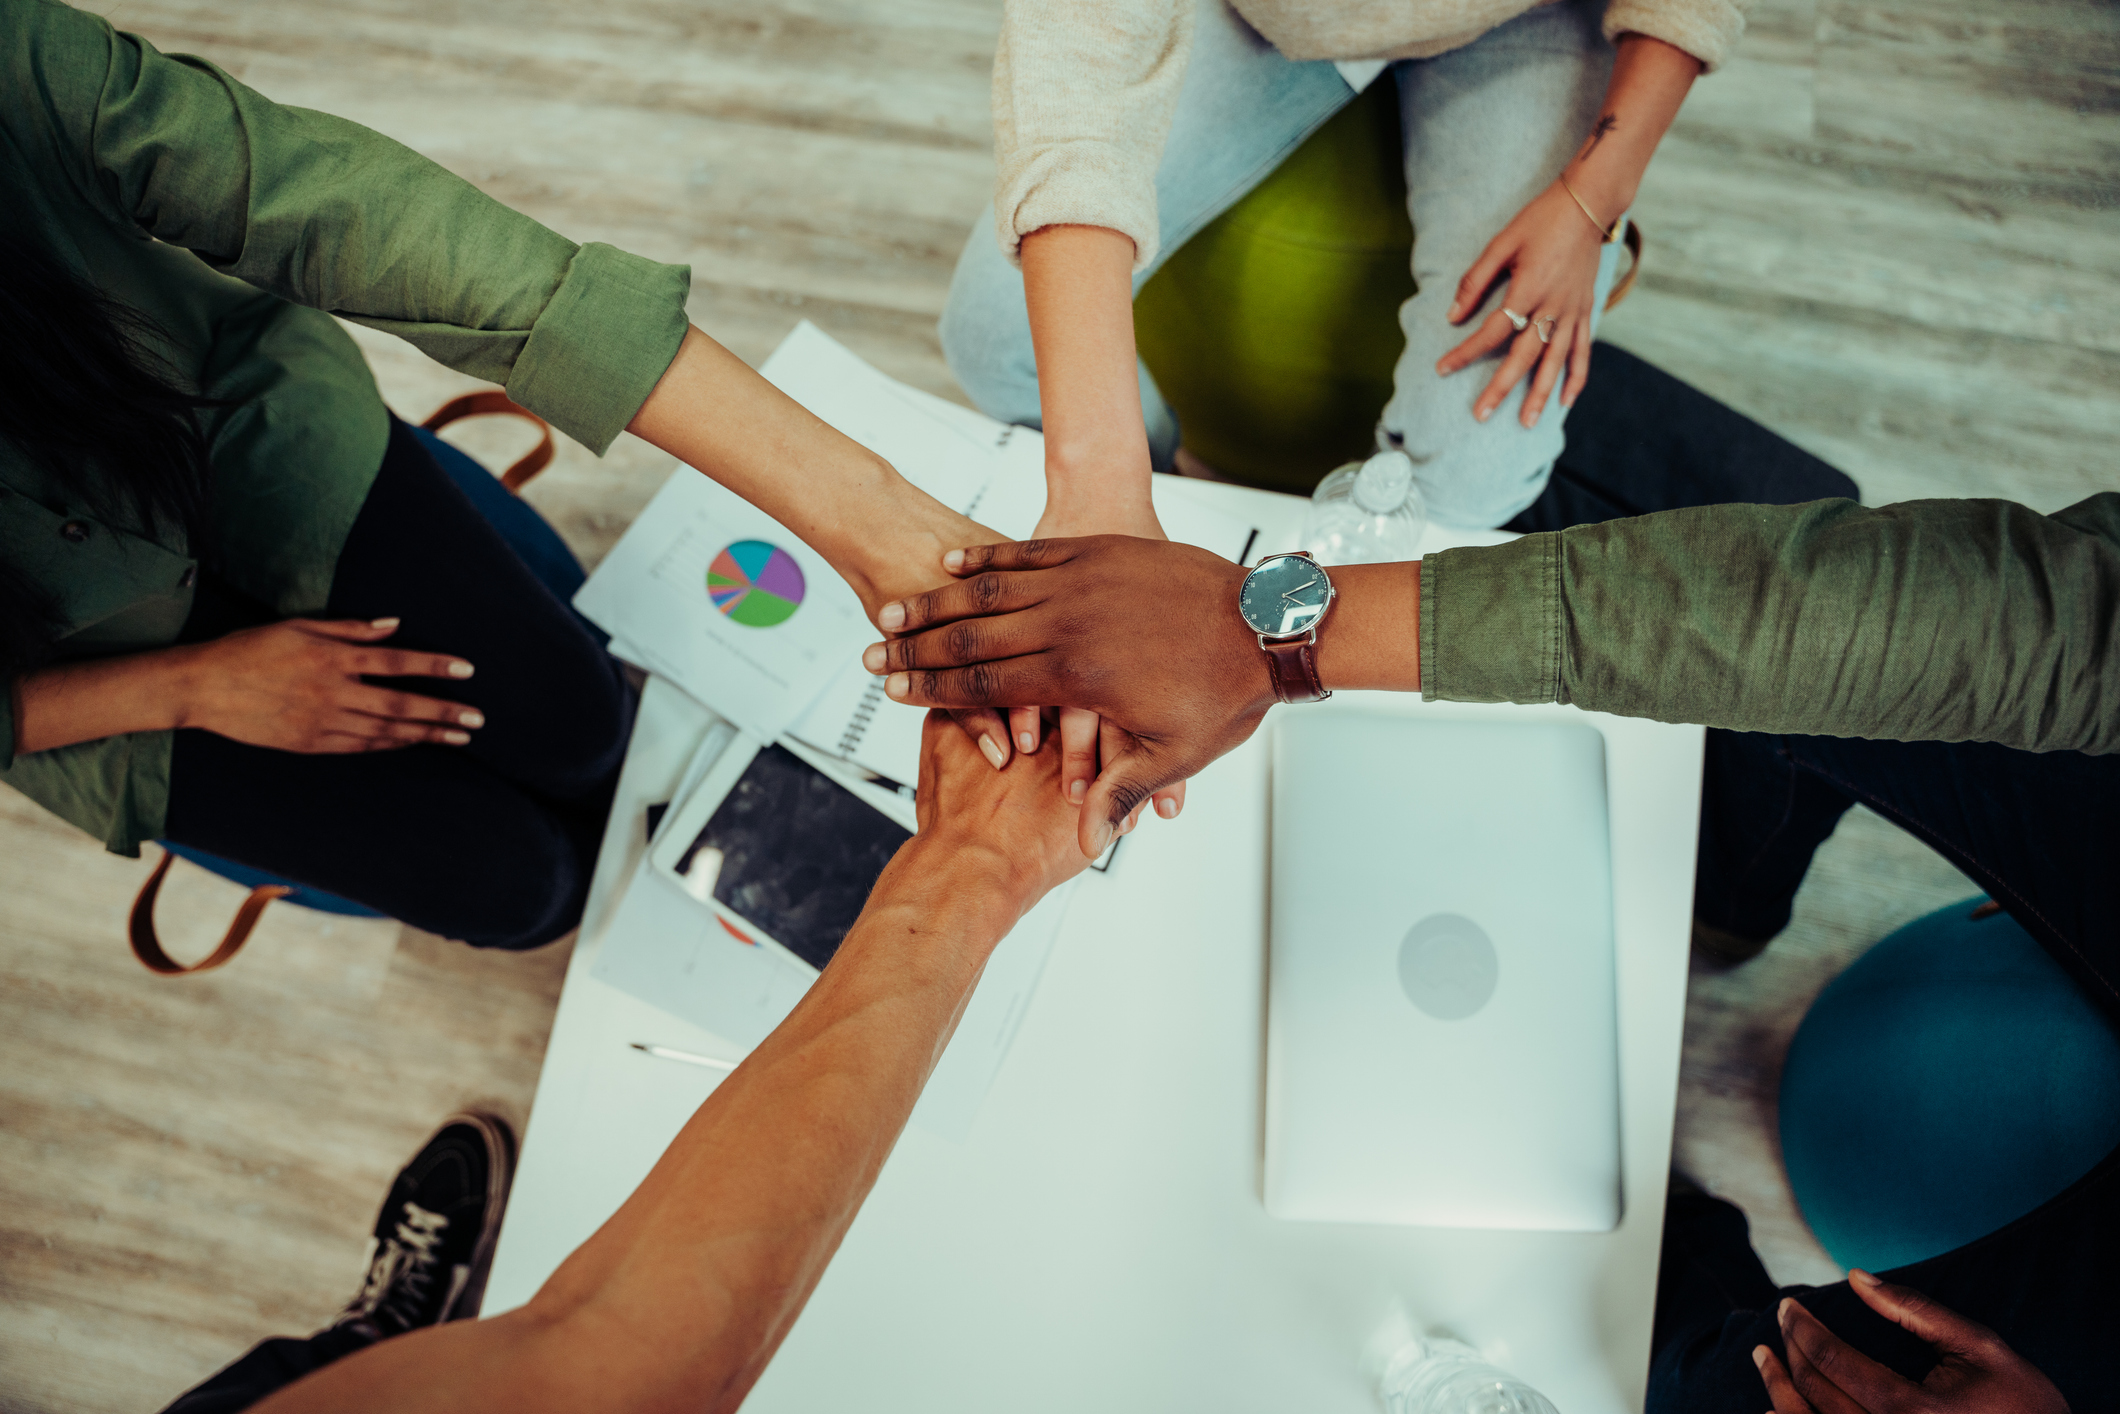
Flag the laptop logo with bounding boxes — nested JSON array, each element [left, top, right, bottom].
[[1398, 913, 1499, 1020]]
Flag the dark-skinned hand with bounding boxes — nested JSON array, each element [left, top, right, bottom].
[[1759, 1271, 2068, 1414], [862, 536, 1271, 858]]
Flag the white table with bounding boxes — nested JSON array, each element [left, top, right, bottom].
[[481, 479, 1705, 1413]]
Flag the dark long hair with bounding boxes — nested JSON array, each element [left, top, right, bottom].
[[0, 231, 215, 684]]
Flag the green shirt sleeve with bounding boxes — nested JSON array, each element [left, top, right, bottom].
[[24, 0, 688, 452], [1420, 494, 2120, 755]]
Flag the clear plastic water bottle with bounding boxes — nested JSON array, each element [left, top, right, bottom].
[[1375, 1335, 1559, 1414], [1300, 450, 1427, 565]]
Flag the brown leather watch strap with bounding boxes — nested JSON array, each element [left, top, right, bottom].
[[1263, 637, 1329, 705]]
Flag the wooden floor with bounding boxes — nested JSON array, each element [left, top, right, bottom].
[[2, 0, 2113, 1408]]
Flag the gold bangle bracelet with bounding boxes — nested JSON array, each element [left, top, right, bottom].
[[1560, 174, 1622, 243]]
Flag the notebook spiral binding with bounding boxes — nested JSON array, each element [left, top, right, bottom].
[[839, 678, 886, 759]]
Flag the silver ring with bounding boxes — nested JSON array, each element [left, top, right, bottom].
[[1534, 316, 1556, 344], [1502, 307, 1529, 332]]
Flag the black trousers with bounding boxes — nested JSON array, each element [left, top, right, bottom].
[[165, 417, 633, 950]]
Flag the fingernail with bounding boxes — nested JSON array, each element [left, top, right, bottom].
[[448, 661, 475, 679], [1156, 796, 1178, 820], [1120, 814, 1137, 836], [1090, 821, 1114, 856], [443, 730, 471, 745], [980, 735, 1006, 770], [1067, 778, 1087, 805], [458, 709, 484, 729], [1447, 301, 1460, 320], [878, 602, 905, 631], [1017, 731, 1036, 753], [1751, 1346, 1768, 1370], [370, 617, 400, 630], [885, 672, 909, 701], [1849, 1269, 1879, 1288], [942, 549, 965, 571], [1475, 406, 1491, 422], [1777, 1299, 1793, 1324], [862, 643, 887, 672]]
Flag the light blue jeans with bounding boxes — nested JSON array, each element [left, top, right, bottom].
[[940, 0, 1626, 529]]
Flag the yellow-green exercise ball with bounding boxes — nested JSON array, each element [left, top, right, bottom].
[[1134, 80, 1413, 495]]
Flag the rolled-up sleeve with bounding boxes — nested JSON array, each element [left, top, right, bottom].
[[992, 0, 1195, 272], [1602, 0, 1748, 72], [1421, 495, 2120, 755], [35, 0, 688, 452]]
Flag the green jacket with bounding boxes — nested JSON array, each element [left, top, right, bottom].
[[1422, 494, 2120, 756], [0, 0, 690, 854]]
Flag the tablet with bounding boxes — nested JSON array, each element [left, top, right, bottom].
[[650, 735, 914, 973]]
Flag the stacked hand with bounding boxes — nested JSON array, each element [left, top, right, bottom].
[[866, 536, 1271, 857], [1759, 1272, 2067, 1414], [905, 708, 1095, 916]]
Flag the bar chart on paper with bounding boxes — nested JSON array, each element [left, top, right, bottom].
[[708, 540, 807, 628]]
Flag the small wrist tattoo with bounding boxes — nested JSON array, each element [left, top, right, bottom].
[[1577, 114, 1619, 162]]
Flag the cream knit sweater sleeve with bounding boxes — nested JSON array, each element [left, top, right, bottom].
[[1602, 0, 1745, 76], [991, 0, 1747, 274], [991, 0, 1196, 273]]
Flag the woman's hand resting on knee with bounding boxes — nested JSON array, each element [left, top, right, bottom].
[[9, 618, 482, 757], [177, 618, 483, 752]]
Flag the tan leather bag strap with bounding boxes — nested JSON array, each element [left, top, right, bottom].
[[129, 848, 293, 976], [1604, 219, 1644, 313], [420, 391, 556, 493]]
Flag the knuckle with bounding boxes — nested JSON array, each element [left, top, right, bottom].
[[943, 620, 983, 663], [908, 587, 944, 630], [959, 661, 1000, 706], [969, 572, 1006, 613]]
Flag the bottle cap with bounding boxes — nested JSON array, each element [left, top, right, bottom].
[[1352, 451, 1415, 514]]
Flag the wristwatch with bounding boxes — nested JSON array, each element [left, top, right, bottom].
[[1238, 550, 1335, 705]]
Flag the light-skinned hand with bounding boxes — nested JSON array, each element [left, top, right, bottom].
[[904, 709, 1095, 914], [1438, 179, 1607, 427]]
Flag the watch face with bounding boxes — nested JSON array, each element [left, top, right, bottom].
[[1240, 554, 1332, 637]]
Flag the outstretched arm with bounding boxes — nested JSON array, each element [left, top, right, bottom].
[[253, 716, 1088, 1414], [860, 494, 2120, 852]]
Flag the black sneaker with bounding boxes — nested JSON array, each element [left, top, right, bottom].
[[331, 1112, 514, 1339]]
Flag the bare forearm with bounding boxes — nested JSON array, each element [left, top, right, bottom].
[[1018, 225, 1154, 523], [1312, 561, 1423, 694], [625, 326, 991, 616], [1563, 35, 1701, 223], [254, 845, 1027, 1414], [10, 648, 202, 754]]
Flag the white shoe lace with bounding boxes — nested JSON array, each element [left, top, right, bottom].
[[338, 1201, 456, 1334]]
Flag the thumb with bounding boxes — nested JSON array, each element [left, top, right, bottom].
[[1078, 749, 1166, 860], [1849, 1272, 1996, 1360]]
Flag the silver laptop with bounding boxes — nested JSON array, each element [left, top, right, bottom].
[[1264, 712, 1621, 1231]]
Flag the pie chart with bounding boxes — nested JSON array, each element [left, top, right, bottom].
[[708, 540, 806, 627]]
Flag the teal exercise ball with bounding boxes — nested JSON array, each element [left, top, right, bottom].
[[1779, 898, 2120, 1273]]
